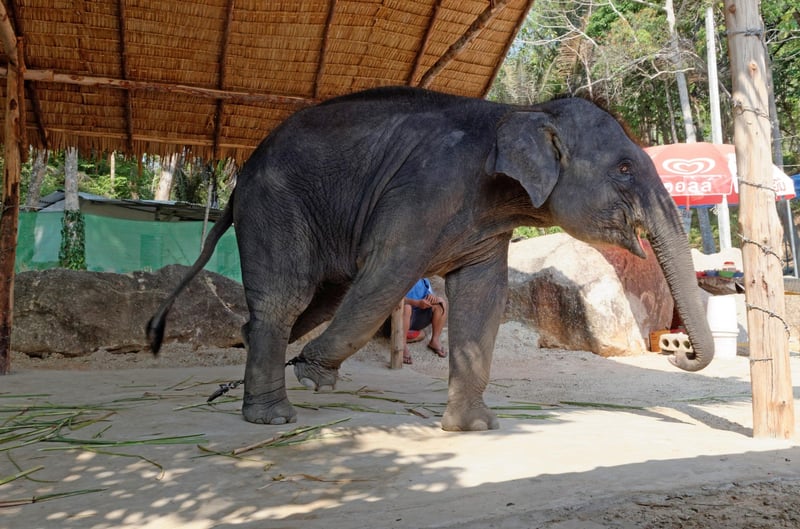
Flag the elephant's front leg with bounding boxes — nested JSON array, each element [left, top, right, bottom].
[[241, 319, 297, 425], [442, 241, 510, 431]]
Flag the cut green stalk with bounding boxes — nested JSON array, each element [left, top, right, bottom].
[[227, 418, 351, 456], [0, 488, 105, 509], [496, 413, 556, 420], [490, 404, 548, 411], [560, 401, 644, 410], [41, 433, 207, 448], [80, 447, 165, 479], [0, 465, 44, 486], [5, 452, 58, 484]]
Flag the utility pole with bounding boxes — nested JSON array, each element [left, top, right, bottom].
[[724, 0, 795, 438]]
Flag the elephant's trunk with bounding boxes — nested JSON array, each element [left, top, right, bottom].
[[645, 193, 714, 371]]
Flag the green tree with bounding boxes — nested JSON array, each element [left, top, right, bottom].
[[490, 0, 799, 167]]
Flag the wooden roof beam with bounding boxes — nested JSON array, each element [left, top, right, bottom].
[[0, 67, 317, 106], [212, 0, 235, 161], [117, 0, 134, 153], [3, 1, 43, 149], [314, 0, 337, 99], [408, 0, 443, 85], [45, 126, 255, 151], [25, 84, 47, 149], [418, 0, 513, 89]]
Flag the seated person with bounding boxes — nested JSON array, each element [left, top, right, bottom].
[[400, 278, 448, 365]]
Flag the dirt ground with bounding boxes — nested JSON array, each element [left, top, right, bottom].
[[3, 321, 800, 529]]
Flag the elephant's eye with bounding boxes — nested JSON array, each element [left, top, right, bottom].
[[613, 161, 634, 183]]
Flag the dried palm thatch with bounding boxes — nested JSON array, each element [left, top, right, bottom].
[[0, 0, 533, 164]]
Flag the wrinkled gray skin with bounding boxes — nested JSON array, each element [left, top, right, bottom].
[[148, 86, 713, 431]]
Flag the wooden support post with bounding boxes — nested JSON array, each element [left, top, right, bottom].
[[724, 0, 795, 438], [390, 300, 405, 369], [0, 43, 22, 375]]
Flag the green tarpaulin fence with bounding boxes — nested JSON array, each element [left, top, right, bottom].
[[15, 212, 241, 282]]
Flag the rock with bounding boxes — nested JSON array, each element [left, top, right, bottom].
[[11, 237, 675, 358], [505, 233, 674, 356], [12, 265, 247, 356]]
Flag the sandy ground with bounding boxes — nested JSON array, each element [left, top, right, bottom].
[[3, 321, 800, 529]]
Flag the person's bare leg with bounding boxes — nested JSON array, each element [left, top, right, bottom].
[[428, 300, 447, 356]]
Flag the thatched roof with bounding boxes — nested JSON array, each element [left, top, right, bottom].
[[0, 0, 533, 163]]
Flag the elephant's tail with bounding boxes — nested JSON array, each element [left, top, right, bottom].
[[146, 193, 235, 355]]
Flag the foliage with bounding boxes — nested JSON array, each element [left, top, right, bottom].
[[58, 210, 86, 270], [513, 226, 564, 239], [491, 0, 800, 250], [489, 0, 800, 174], [15, 149, 236, 208]]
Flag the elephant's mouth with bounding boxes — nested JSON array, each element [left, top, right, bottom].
[[619, 225, 647, 259]]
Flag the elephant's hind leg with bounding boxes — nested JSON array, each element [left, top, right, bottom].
[[239, 260, 315, 425], [241, 318, 298, 425]]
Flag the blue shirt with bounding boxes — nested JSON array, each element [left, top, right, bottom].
[[407, 278, 432, 301]]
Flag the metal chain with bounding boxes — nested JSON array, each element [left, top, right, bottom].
[[207, 379, 244, 402], [205, 356, 307, 402]]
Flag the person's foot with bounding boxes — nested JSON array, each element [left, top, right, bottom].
[[427, 343, 447, 358], [403, 349, 413, 364]]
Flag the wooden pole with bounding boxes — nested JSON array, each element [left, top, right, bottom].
[[0, 24, 22, 374], [390, 300, 405, 369], [724, 0, 795, 438]]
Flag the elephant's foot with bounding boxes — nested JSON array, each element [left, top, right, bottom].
[[242, 394, 297, 425], [441, 401, 499, 431], [290, 356, 339, 392]]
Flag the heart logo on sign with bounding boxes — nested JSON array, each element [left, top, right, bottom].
[[662, 157, 716, 175]]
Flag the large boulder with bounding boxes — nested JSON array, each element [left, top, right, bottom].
[[505, 233, 674, 356], [12, 265, 247, 356]]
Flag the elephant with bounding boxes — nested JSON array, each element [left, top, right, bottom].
[[147, 86, 714, 431]]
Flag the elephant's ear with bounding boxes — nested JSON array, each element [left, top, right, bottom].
[[485, 111, 562, 208]]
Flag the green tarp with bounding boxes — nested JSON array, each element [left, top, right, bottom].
[[15, 211, 241, 282]]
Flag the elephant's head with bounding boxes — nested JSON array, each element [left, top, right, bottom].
[[488, 98, 714, 371]]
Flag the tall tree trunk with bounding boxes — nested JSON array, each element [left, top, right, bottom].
[[59, 147, 86, 270], [697, 208, 717, 254], [664, 81, 678, 143], [155, 153, 179, 201], [109, 151, 115, 186], [665, 0, 719, 253], [25, 149, 48, 209], [665, 0, 696, 142]]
